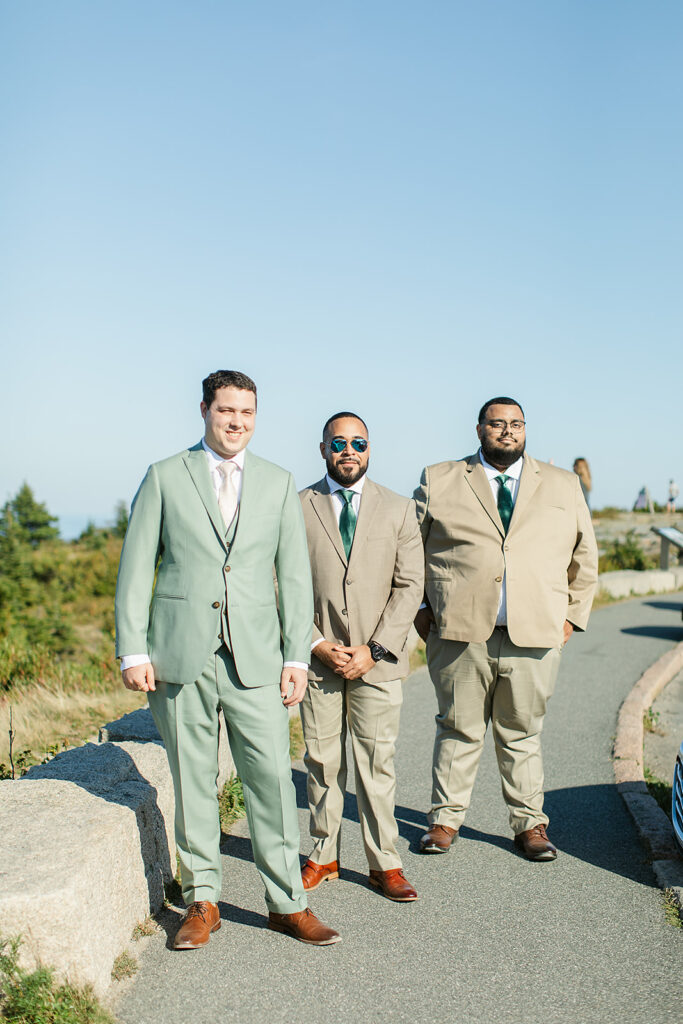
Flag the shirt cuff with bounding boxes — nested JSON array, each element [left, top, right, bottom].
[[120, 655, 151, 672], [283, 661, 309, 671], [310, 637, 325, 651]]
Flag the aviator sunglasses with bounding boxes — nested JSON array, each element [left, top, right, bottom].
[[327, 437, 369, 454]]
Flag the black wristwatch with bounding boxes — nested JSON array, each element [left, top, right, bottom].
[[369, 641, 388, 663]]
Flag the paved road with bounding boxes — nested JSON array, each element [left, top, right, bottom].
[[115, 596, 683, 1024]]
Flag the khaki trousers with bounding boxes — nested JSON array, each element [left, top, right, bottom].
[[426, 628, 561, 834], [300, 675, 403, 871], [148, 644, 306, 914]]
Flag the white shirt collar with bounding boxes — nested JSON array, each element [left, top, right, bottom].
[[202, 438, 246, 471], [326, 472, 366, 495], [479, 449, 524, 481]]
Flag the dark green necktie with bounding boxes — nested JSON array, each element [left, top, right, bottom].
[[339, 489, 357, 558], [495, 474, 513, 533]]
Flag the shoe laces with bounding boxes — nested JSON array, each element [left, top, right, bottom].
[[185, 902, 209, 922], [529, 824, 549, 840]]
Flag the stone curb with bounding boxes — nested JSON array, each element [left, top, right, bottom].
[[599, 567, 683, 599], [613, 640, 683, 908]]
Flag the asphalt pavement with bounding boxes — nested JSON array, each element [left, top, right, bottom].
[[115, 595, 683, 1024]]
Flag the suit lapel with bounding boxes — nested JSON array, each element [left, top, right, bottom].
[[508, 453, 541, 532], [182, 443, 229, 553], [348, 478, 380, 566], [465, 454, 505, 538], [310, 479, 347, 567]]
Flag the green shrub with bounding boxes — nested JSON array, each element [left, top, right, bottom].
[[598, 530, 656, 573]]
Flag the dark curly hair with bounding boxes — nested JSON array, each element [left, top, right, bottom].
[[202, 370, 257, 408]]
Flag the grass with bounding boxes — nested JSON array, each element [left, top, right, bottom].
[[662, 889, 683, 929], [131, 917, 158, 941], [0, 935, 115, 1024], [110, 951, 137, 983], [643, 765, 672, 820], [643, 706, 662, 734], [0, 679, 145, 773], [409, 639, 427, 672], [289, 714, 305, 760], [218, 774, 246, 833]]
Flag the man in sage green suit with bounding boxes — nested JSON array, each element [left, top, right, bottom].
[[115, 370, 340, 948]]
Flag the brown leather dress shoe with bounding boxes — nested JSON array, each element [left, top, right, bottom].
[[368, 868, 418, 901], [173, 901, 221, 950], [301, 859, 340, 891], [514, 824, 557, 861], [419, 824, 458, 853], [268, 908, 341, 945]]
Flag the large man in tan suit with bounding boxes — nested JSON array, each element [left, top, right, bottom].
[[299, 412, 424, 900], [414, 397, 598, 860]]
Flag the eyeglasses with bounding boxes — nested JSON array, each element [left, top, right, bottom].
[[484, 419, 526, 433], [327, 437, 369, 453]]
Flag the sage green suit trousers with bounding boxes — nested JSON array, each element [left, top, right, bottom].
[[148, 644, 306, 914]]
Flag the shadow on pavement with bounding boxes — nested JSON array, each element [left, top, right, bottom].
[[643, 599, 683, 612], [621, 625, 683, 641], [544, 783, 655, 884]]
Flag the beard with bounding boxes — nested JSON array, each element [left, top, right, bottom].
[[480, 436, 525, 469], [326, 457, 368, 487]]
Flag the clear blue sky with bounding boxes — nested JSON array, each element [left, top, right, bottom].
[[1, 1, 681, 536]]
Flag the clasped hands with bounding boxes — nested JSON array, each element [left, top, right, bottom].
[[314, 640, 375, 680]]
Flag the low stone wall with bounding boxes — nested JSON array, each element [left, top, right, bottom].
[[599, 566, 683, 599], [0, 708, 233, 996]]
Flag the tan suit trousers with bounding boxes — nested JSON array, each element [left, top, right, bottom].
[[300, 675, 403, 871], [427, 628, 561, 834]]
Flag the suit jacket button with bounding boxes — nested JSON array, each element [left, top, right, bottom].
[[342, 609, 348, 616], [224, 566, 231, 573], [495, 576, 502, 583], [212, 601, 220, 608]]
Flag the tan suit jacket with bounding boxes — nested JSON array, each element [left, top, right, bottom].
[[413, 452, 598, 649], [300, 477, 425, 684]]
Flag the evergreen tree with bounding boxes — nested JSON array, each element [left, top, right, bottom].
[[113, 500, 129, 539], [2, 483, 59, 548]]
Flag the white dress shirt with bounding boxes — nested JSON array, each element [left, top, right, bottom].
[[120, 441, 306, 672], [478, 449, 523, 626], [310, 473, 366, 651]]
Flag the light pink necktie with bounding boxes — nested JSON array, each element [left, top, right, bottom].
[[217, 461, 238, 530]]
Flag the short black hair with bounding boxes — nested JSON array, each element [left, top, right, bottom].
[[322, 411, 369, 441], [478, 396, 524, 424], [202, 370, 257, 408]]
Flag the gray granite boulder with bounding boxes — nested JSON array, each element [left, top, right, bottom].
[[0, 740, 174, 995]]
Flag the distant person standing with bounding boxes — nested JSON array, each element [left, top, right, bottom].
[[573, 458, 592, 509], [667, 480, 679, 513]]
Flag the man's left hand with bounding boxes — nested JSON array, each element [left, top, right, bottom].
[[562, 620, 574, 645], [280, 667, 308, 706], [335, 644, 375, 680]]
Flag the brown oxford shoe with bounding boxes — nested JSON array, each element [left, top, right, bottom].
[[301, 858, 340, 891], [368, 868, 418, 902], [268, 908, 341, 945], [173, 901, 221, 950], [419, 824, 458, 853], [514, 824, 557, 861]]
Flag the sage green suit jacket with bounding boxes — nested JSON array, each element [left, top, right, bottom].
[[115, 443, 313, 687]]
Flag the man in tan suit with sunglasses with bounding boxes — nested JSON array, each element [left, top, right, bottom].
[[299, 412, 424, 900], [414, 397, 598, 860]]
